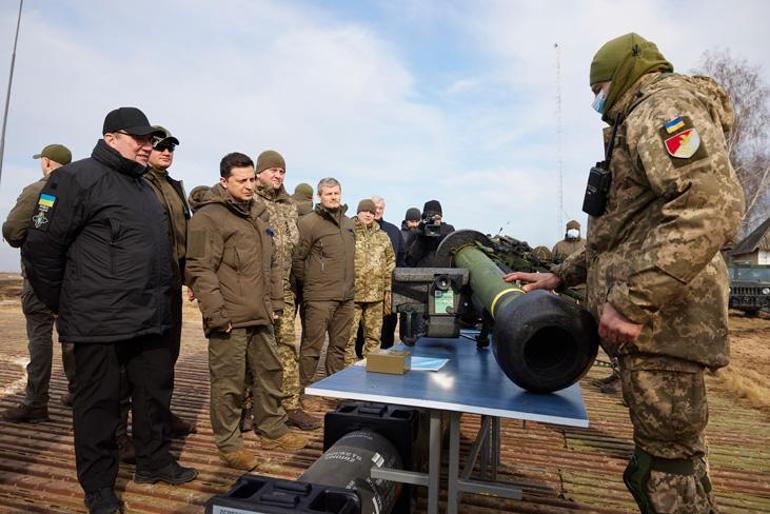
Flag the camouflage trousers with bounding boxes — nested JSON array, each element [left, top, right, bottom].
[[344, 301, 383, 367], [619, 354, 716, 513], [275, 291, 301, 410]]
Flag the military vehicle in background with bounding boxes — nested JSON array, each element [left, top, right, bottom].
[[728, 264, 770, 316]]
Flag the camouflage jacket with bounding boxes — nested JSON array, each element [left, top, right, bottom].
[[558, 73, 744, 369], [352, 217, 395, 302], [552, 238, 585, 263], [255, 184, 299, 292]]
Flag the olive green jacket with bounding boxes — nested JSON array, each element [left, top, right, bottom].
[[3, 176, 49, 248], [185, 184, 283, 335], [558, 73, 744, 369], [293, 204, 355, 302]]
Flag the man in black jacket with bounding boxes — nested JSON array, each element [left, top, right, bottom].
[[405, 200, 455, 267], [22, 107, 197, 514]]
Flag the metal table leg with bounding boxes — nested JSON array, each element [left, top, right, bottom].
[[447, 411, 461, 514], [427, 409, 441, 514]]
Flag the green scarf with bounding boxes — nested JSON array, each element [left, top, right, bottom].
[[590, 33, 673, 123]]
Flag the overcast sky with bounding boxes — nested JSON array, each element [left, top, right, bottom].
[[0, 0, 768, 271]]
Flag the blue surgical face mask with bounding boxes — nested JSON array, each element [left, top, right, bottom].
[[591, 88, 607, 114]]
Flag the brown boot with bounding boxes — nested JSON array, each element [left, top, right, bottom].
[[116, 434, 136, 464], [286, 409, 321, 431], [170, 412, 196, 436], [219, 448, 258, 471], [261, 431, 309, 451], [1, 404, 49, 423]]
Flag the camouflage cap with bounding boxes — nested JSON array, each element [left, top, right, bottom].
[[33, 144, 72, 165], [566, 219, 581, 230]]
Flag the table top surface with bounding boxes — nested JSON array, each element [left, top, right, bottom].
[[307, 335, 589, 428]]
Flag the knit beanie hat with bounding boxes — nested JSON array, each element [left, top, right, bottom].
[[256, 150, 285, 174], [405, 207, 421, 221], [357, 199, 376, 213], [294, 183, 313, 199], [422, 200, 442, 218], [590, 33, 673, 122]]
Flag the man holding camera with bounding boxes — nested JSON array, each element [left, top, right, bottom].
[[405, 200, 455, 267]]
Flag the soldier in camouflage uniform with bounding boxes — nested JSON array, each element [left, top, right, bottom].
[[253, 150, 319, 431], [345, 199, 395, 365], [551, 220, 585, 264], [292, 183, 314, 216], [505, 33, 743, 513]]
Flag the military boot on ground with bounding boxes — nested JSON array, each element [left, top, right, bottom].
[[300, 394, 323, 412], [134, 460, 198, 485], [219, 449, 258, 471], [170, 412, 196, 436], [116, 434, 136, 464], [286, 409, 321, 431], [260, 431, 309, 451], [84, 487, 121, 514], [1, 404, 49, 423]]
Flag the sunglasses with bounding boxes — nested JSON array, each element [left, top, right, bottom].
[[153, 142, 176, 153]]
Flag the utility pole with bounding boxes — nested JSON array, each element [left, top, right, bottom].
[[0, 0, 24, 184], [554, 42, 564, 240]]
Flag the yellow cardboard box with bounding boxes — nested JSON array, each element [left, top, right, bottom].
[[366, 350, 411, 375]]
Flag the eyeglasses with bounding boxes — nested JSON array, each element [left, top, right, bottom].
[[153, 142, 176, 153]]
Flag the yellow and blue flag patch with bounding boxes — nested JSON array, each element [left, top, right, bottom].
[[38, 193, 56, 208], [664, 117, 686, 134]]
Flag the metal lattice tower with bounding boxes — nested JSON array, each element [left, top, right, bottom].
[[554, 42, 563, 239]]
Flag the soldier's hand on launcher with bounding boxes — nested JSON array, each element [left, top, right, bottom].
[[598, 302, 641, 351], [503, 271, 562, 292]]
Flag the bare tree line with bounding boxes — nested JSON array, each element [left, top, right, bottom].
[[693, 49, 770, 237]]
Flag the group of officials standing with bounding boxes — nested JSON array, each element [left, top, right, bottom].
[[1, 106, 441, 513], [0, 31, 747, 514]]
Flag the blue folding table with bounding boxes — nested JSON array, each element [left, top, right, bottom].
[[306, 335, 589, 514]]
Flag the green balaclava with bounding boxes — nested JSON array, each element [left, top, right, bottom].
[[590, 33, 673, 123]]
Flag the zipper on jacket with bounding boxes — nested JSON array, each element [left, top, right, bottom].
[[108, 218, 121, 275]]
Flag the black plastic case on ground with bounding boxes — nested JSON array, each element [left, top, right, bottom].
[[324, 401, 421, 514], [205, 474, 360, 514]]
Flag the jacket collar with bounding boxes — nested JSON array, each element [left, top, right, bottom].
[[91, 139, 148, 179], [255, 183, 291, 203]]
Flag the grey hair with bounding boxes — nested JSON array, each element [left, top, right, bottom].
[[317, 177, 341, 193], [371, 195, 385, 205]]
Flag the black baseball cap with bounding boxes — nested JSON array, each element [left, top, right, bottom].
[[102, 107, 164, 137]]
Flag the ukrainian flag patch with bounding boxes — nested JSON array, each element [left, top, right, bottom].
[[664, 117, 685, 134], [38, 193, 56, 208]]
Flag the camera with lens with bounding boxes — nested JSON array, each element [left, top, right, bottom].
[[420, 214, 442, 237]]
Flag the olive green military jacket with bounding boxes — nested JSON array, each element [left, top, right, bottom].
[[293, 204, 355, 302], [185, 184, 283, 335], [3, 176, 49, 249], [255, 184, 299, 293], [558, 73, 744, 369], [144, 166, 190, 287], [352, 217, 395, 302]]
